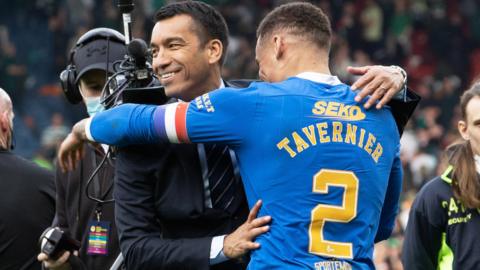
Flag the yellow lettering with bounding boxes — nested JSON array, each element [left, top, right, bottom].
[[358, 129, 366, 148], [371, 143, 383, 163], [277, 138, 297, 158], [337, 104, 350, 118], [363, 134, 376, 154], [332, 122, 343, 142], [449, 198, 459, 214], [312, 101, 327, 115], [292, 132, 310, 153], [442, 201, 449, 209], [302, 125, 317, 146], [345, 124, 357, 144], [325, 102, 340, 117], [316, 122, 331, 143], [350, 106, 366, 120]]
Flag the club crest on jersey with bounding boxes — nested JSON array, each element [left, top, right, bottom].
[[312, 101, 365, 121], [194, 94, 215, 112]]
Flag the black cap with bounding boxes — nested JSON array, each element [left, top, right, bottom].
[[72, 32, 127, 82]]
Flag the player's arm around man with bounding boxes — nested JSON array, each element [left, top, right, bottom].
[[58, 64, 412, 168]]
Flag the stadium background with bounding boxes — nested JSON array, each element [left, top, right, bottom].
[[1, 0, 479, 269]]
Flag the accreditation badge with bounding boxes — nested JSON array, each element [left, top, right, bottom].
[[86, 220, 110, 255]]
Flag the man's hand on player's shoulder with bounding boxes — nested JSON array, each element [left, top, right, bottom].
[[348, 65, 407, 109]]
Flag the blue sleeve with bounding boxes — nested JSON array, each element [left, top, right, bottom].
[[185, 87, 257, 145], [374, 143, 403, 243], [88, 87, 257, 146], [88, 103, 160, 146]]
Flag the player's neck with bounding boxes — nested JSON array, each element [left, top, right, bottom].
[[285, 62, 331, 79], [282, 49, 331, 78]]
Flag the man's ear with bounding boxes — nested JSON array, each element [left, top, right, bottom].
[[458, 120, 469, 140], [273, 35, 285, 60], [206, 39, 223, 65]]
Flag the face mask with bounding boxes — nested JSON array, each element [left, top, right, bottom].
[[85, 96, 105, 117]]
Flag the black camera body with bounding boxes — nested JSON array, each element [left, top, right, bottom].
[[101, 38, 168, 109], [39, 227, 81, 260]]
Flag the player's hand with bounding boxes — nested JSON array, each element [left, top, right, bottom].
[[57, 132, 84, 172], [57, 118, 91, 172], [37, 251, 71, 270], [71, 118, 89, 141], [348, 65, 406, 109], [223, 200, 271, 259]]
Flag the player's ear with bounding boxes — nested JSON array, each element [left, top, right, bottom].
[[273, 35, 285, 60], [206, 39, 223, 65]]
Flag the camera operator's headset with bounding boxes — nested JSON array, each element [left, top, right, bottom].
[[60, 28, 125, 104]]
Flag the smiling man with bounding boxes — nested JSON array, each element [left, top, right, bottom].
[[59, 2, 408, 269], [151, 13, 226, 101]]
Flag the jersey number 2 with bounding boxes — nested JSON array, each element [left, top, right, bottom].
[[308, 169, 359, 259]]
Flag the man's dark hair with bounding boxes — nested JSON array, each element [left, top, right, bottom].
[[256, 2, 332, 51], [154, 1, 229, 64]]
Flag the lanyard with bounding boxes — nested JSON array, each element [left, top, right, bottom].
[[85, 146, 114, 205]]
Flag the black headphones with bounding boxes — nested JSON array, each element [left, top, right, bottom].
[[60, 28, 125, 104]]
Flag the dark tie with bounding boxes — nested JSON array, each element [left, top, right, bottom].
[[205, 144, 237, 211]]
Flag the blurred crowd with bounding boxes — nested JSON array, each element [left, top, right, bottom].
[[1, 0, 479, 269]]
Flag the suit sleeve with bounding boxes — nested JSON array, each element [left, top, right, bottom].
[[52, 164, 68, 229], [401, 181, 445, 270], [114, 148, 213, 270], [374, 143, 403, 243], [387, 88, 421, 135]]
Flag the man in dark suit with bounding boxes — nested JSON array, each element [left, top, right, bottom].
[[58, 2, 419, 269], [0, 87, 55, 270], [113, 3, 266, 269]]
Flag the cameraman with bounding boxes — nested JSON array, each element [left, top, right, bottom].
[[38, 28, 125, 270]]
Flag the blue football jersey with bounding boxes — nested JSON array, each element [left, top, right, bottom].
[[88, 73, 403, 269], [175, 75, 403, 269]]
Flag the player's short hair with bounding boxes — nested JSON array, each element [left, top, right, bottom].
[[256, 2, 332, 51], [154, 1, 229, 64]]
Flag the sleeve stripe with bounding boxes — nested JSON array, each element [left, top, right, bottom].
[[153, 106, 168, 140], [164, 103, 180, 143], [174, 102, 190, 143], [153, 102, 190, 143]]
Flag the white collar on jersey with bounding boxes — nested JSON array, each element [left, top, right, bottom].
[[295, 72, 343, 86], [475, 154, 480, 174]]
